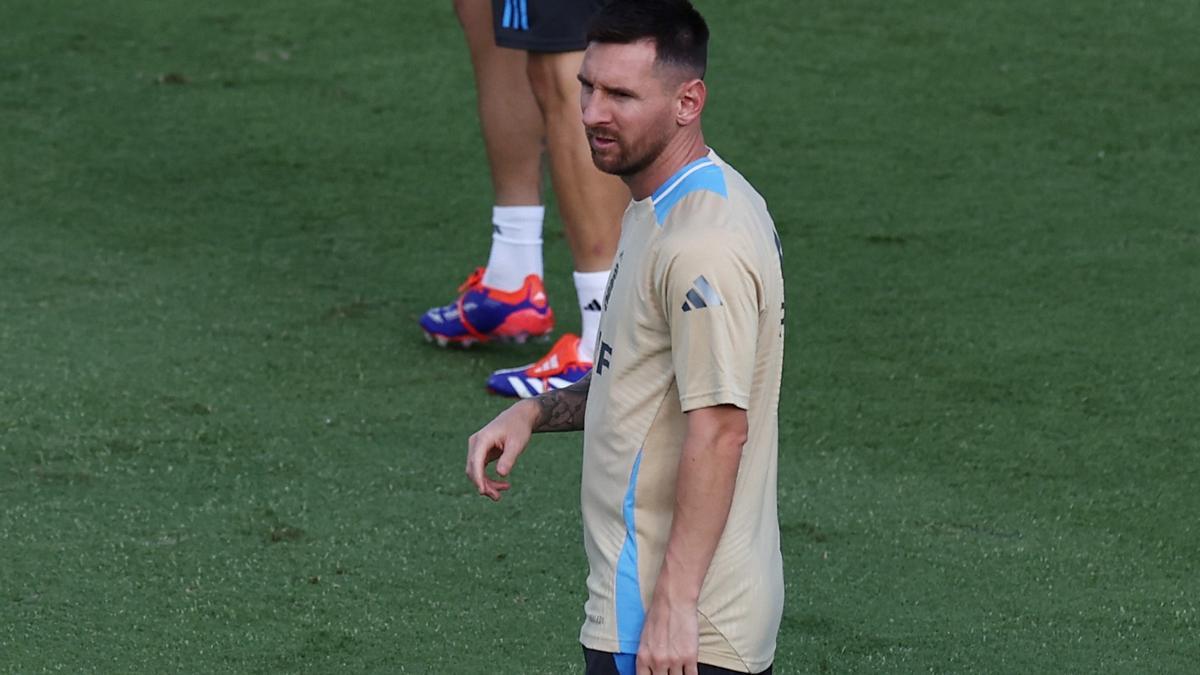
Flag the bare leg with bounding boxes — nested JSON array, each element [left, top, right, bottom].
[[454, 0, 543, 206], [526, 51, 627, 272]]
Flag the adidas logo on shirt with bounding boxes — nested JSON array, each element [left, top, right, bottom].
[[681, 275, 723, 312], [584, 299, 603, 312]]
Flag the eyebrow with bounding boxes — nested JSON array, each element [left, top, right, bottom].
[[577, 74, 637, 98]]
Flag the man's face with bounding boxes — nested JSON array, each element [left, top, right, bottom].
[[578, 39, 680, 177]]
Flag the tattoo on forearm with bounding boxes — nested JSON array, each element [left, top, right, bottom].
[[531, 373, 591, 432]]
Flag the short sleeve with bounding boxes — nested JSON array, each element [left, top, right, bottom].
[[657, 229, 762, 412]]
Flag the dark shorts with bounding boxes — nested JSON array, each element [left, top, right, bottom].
[[583, 646, 773, 675], [491, 0, 606, 53]]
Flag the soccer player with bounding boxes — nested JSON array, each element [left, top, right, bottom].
[[465, 1, 785, 673], [423, 0, 629, 398]]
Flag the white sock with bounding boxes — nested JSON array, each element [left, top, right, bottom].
[[574, 269, 610, 362], [482, 205, 545, 291]]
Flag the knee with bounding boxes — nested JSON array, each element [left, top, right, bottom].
[[526, 54, 581, 111], [452, 0, 477, 25]]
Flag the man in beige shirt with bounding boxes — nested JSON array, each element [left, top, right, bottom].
[[467, 1, 784, 673]]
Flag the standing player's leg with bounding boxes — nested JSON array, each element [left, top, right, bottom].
[[527, 49, 626, 358], [420, 0, 555, 347], [485, 0, 628, 398], [455, 0, 543, 209]]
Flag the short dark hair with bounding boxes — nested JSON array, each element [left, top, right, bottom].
[[587, 0, 709, 79]]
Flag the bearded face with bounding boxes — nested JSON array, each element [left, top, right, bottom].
[[579, 40, 691, 182]]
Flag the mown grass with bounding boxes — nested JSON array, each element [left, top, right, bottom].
[[1, 0, 1198, 672]]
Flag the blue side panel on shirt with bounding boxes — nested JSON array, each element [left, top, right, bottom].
[[614, 653, 636, 675], [615, 450, 644, 652], [652, 159, 727, 225]]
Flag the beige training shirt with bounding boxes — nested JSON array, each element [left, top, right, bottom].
[[579, 149, 786, 673]]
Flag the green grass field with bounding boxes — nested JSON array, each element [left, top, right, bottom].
[[2, 0, 1199, 672]]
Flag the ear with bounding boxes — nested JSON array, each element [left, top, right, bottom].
[[675, 78, 706, 126]]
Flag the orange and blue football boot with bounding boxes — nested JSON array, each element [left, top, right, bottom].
[[420, 267, 554, 347], [486, 333, 593, 398]]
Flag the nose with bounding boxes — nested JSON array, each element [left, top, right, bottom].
[[581, 89, 608, 129]]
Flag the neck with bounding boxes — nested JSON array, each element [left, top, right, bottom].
[[625, 128, 708, 201]]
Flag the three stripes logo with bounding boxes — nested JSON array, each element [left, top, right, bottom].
[[584, 299, 603, 312], [681, 275, 723, 312], [500, 0, 530, 31]]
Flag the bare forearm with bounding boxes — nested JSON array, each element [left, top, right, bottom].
[[529, 372, 591, 432], [655, 408, 747, 603], [658, 441, 741, 601]]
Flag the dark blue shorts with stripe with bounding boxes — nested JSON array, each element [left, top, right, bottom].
[[491, 0, 606, 53]]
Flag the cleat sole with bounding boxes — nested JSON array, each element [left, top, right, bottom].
[[424, 330, 482, 349]]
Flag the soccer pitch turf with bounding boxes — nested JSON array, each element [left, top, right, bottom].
[[2, 0, 1198, 671]]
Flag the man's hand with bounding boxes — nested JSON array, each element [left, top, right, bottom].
[[636, 592, 700, 675], [466, 374, 592, 501], [465, 399, 539, 501]]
